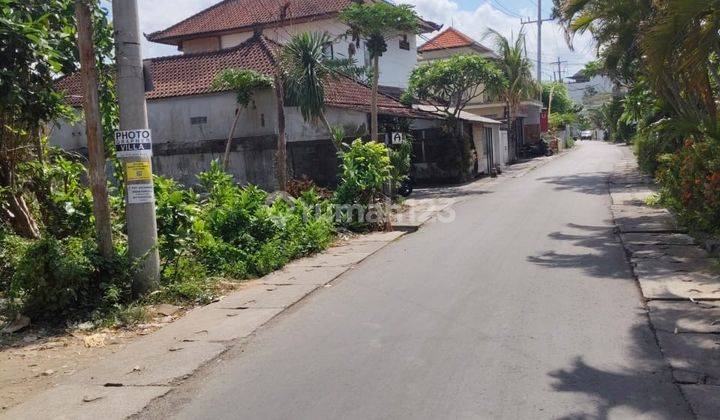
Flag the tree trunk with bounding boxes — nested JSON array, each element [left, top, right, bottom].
[[321, 113, 342, 152], [0, 120, 41, 238], [76, 0, 114, 259], [371, 55, 380, 142], [275, 74, 287, 192], [222, 107, 242, 171], [4, 194, 40, 239]]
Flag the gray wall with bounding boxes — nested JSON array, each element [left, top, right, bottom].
[[50, 91, 369, 189]]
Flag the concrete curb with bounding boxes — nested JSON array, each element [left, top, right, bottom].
[[607, 145, 720, 418]]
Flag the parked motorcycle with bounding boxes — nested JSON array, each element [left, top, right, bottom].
[[397, 178, 413, 197], [521, 139, 554, 158]]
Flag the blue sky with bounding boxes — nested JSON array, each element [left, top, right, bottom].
[[101, 0, 596, 81]]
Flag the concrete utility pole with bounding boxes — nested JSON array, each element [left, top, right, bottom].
[[553, 57, 567, 83], [112, 0, 160, 294], [521, 0, 552, 83], [75, 0, 114, 260]]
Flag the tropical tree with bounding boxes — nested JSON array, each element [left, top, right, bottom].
[[552, 0, 653, 85], [1, 0, 116, 243], [554, 0, 720, 235], [483, 29, 539, 161], [542, 82, 575, 115], [403, 54, 505, 122], [281, 31, 367, 152], [280, 32, 335, 144], [641, 0, 720, 130], [0, 0, 76, 237], [340, 2, 419, 141], [211, 69, 274, 171]]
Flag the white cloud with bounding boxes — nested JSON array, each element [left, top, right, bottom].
[[100, 0, 218, 58], [399, 0, 597, 80]]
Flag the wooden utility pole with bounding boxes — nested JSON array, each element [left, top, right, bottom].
[[112, 0, 160, 294], [75, 0, 114, 259]]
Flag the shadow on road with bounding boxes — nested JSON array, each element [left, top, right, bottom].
[[527, 223, 630, 280], [537, 173, 612, 196], [528, 222, 693, 418], [548, 353, 687, 420]]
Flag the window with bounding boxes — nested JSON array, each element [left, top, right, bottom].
[[322, 42, 334, 59], [399, 34, 410, 51], [190, 116, 207, 125]]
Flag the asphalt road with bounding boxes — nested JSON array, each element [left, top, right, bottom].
[[141, 142, 692, 419]]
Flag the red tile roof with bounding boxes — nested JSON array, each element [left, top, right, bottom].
[[147, 0, 439, 46], [418, 27, 491, 53], [56, 36, 435, 119]]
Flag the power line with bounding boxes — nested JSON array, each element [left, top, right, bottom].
[[489, 0, 523, 19], [520, 0, 552, 82]]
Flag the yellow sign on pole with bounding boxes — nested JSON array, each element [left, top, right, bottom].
[[125, 161, 152, 182]]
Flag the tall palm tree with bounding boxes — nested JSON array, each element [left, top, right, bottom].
[[280, 32, 334, 136], [553, 0, 653, 85], [555, 0, 720, 134], [641, 0, 720, 129], [280, 31, 362, 150], [484, 29, 539, 161]]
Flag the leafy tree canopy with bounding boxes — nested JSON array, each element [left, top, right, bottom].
[[403, 54, 506, 119], [580, 60, 604, 78], [340, 2, 419, 58], [541, 82, 576, 114], [212, 69, 274, 107], [1, 0, 78, 126]]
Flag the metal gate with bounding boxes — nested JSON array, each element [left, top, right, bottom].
[[485, 127, 494, 173]]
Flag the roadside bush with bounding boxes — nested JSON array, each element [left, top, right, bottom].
[[334, 139, 392, 204], [154, 175, 201, 268], [0, 233, 30, 297], [566, 136, 575, 148], [657, 138, 720, 236], [333, 139, 392, 227], [389, 136, 412, 193], [6, 236, 130, 321], [2, 158, 336, 324], [155, 161, 335, 295]]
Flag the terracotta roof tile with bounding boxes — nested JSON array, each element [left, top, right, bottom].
[[148, 0, 355, 45], [418, 27, 490, 53], [147, 0, 439, 45], [55, 36, 436, 119], [147, 36, 278, 99]]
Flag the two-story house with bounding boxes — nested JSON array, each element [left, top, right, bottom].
[[417, 27, 544, 163], [52, 0, 442, 189], [146, 0, 439, 90]]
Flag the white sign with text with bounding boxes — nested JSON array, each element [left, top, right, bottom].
[[115, 129, 153, 158]]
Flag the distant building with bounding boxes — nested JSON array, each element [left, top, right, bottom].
[[417, 27, 544, 161], [564, 71, 615, 110]]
